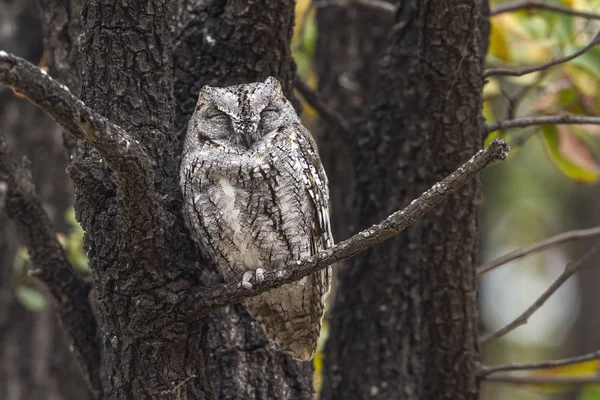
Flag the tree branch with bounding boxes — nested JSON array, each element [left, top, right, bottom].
[[0, 136, 102, 399], [315, 0, 397, 14], [481, 349, 600, 376], [0, 50, 163, 224], [484, 375, 600, 385], [352, 0, 397, 14], [479, 242, 600, 345], [186, 139, 510, 312], [477, 226, 600, 276], [484, 32, 600, 78], [485, 115, 600, 134], [491, 1, 600, 20], [294, 76, 355, 146]]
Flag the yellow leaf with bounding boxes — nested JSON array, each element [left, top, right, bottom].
[[542, 125, 600, 183], [535, 360, 600, 378], [489, 20, 510, 61]]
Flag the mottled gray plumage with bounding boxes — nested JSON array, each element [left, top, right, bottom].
[[180, 77, 332, 361]]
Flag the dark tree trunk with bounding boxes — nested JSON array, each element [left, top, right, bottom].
[[320, 1, 487, 399], [61, 0, 311, 398], [0, 1, 91, 399]]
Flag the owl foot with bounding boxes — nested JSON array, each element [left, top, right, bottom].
[[241, 268, 266, 290]]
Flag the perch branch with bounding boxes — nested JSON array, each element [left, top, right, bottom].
[[188, 139, 510, 311], [0, 136, 102, 399], [479, 242, 600, 345], [294, 76, 355, 146], [0, 51, 159, 212], [477, 226, 600, 276], [491, 1, 600, 20], [485, 115, 600, 134], [484, 32, 600, 78], [481, 349, 600, 376]]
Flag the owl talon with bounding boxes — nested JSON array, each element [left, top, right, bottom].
[[242, 270, 254, 289], [241, 268, 266, 289], [255, 268, 265, 283]]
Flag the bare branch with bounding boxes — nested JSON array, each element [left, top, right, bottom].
[[315, 0, 397, 14], [484, 375, 600, 385], [294, 76, 355, 146], [353, 0, 397, 14], [479, 243, 600, 345], [0, 136, 102, 399], [484, 32, 600, 78], [485, 115, 600, 134], [491, 1, 600, 20], [0, 51, 139, 162], [477, 226, 600, 276], [482, 349, 600, 376], [187, 139, 510, 312], [0, 51, 164, 225]]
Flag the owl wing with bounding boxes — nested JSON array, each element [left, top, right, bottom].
[[286, 123, 333, 304]]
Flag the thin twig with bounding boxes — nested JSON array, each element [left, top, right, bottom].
[[484, 32, 600, 78], [482, 349, 600, 376], [295, 76, 356, 146], [0, 136, 102, 399], [477, 226, 600, 276], [479, 243, 600, 344], [485, 375, 600, 385], [353, 0, 397, 13], [187, 140, 510, 312], [491, 1, 600, 20], [485, 115, 600, 134]]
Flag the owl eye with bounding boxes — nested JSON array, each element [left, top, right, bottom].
[[261, 107, 278, 118], [207, 110, 229, 122]]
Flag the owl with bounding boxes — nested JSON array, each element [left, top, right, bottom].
[[180, 77, 333, 361]]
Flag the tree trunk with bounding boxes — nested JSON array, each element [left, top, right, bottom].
[[321, 1, 487, 399], [0, 1, 92, 399], [66, 0, 311, 398]]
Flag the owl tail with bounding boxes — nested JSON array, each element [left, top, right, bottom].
[[244, 275, 324, 361]]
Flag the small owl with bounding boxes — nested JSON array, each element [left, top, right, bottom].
[[180, 77, 333, 361]]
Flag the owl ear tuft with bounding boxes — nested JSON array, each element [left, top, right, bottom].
[[264, 77, 283, 92]]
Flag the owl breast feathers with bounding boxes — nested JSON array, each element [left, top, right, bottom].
[[180, 77, 333, 361]]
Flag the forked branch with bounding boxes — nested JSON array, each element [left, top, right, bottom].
[[491, 1, 600, 20], [477, 226, 600, 276], [188, 139, 510, 312], [484, 32, 600, 78], [0, 51, 159, 212], [0, 136, 102, 399], [480, 242, 600, 344]]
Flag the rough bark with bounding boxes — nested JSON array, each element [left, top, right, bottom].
[[314, 4, 394, 243], [0, 1, 92, 399], [321, 1, 487, 399], [173, 2, 313, 397], [64, 0, 312, 398]]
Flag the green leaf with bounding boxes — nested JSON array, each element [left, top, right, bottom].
[[551, 13, 573, 44], [541, 125, 600, 182], [15, 286, 47, 312], [579, 385, 600, 400]]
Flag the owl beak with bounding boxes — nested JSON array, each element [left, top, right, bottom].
[[234, 120, 259, 149]]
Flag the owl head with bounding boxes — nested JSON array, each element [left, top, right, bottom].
[[191, 77, 300, 149]]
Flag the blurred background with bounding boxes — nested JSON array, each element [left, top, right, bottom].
[[1, 0, 599, 399]]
